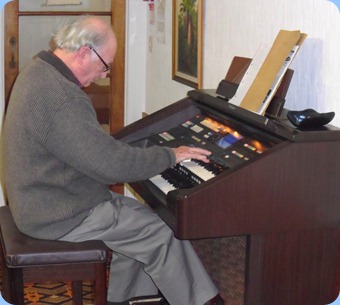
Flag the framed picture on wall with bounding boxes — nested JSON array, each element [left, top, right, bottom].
[[172, 0, 202, 89]]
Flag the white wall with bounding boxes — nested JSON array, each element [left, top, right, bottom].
[[145, 0, 192, 114], [131, 0, 340, 127], [125, 0, 148, 125]]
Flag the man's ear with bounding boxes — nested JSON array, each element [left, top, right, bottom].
[[76, 45, 91, 64]]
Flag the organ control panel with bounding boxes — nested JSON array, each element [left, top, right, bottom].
[[141, 113, 276, 199], [113, 89, 340, 305]]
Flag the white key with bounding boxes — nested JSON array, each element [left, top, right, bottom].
[[150, 174, 176, 194], [180, 161, 215, 181]]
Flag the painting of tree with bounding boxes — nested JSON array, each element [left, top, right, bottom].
[[173, 0, 202, 88]]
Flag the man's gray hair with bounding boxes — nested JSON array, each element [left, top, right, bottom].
[[53, 16, 111, 52]]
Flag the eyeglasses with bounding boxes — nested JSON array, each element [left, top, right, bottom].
[[88, 45, 110, 72]]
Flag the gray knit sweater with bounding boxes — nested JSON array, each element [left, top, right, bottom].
[[3, 51, 176, 240]]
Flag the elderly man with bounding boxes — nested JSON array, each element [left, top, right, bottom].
[[3, 16, 224, 305]]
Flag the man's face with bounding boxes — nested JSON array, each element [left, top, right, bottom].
[[79, 38, 117, 87]]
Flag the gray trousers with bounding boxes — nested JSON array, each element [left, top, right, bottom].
[[59, 193, 218, 305]]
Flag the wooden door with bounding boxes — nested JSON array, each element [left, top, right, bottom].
[[4, 0, 125, 134]]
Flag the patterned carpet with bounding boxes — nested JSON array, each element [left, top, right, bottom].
[[21, 282, 94, 305]]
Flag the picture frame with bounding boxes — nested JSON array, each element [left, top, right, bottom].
[[172, 0, 203, 89]]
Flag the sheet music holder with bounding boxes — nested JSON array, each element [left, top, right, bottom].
[[218, 30, 307, 116], [216, 56, 294, 118]]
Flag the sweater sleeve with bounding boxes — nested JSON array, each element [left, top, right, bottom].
[[44, 95, 176, 184]]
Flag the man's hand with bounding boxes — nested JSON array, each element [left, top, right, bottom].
[[172, 146, 212, 164]]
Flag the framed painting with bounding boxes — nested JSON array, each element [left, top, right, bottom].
[[172, 0, 203, 89]]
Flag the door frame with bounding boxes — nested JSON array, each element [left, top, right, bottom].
[[4, 0, 125, 134]]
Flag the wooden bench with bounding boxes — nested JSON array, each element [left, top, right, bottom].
[[0, 205, 109, 305]]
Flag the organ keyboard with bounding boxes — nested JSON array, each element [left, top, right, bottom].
[[113, 88, 340, 305], [150, 159, 218, 195]]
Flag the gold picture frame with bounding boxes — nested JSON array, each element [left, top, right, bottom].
[[172, 0, 202, 89]]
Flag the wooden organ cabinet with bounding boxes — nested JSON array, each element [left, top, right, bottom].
[[113, 84, 340, 305]]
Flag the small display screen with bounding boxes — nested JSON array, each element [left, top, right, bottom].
[[216, 133, 243, 149]]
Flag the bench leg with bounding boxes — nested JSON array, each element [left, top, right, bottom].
[[72, 281, 83, 305], [11, 268, 25, 305], [94, 263, 107, 305], [0, 264, 14, 304], [0, 249, 13, 303]]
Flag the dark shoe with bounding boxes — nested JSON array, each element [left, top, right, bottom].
[[203, 294, 224, 305], [108, 296, 163, 305], [129, 295, 163, 305]]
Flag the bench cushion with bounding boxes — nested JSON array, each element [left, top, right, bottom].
[[0, 206, 108, 267]]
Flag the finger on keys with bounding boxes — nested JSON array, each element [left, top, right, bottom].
[[187, 147, 211, 163], [172, 146, 211, 164]]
